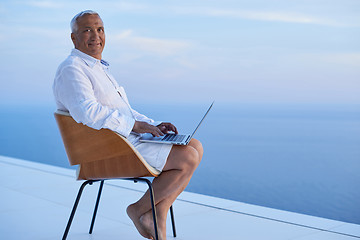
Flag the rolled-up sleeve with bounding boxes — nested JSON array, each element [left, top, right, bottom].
[[131, 109, 162, 126]]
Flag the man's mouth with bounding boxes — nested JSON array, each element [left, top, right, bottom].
[[88, 42, 102, 47]]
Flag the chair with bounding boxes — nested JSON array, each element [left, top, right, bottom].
[[54, 111, 176, 240]]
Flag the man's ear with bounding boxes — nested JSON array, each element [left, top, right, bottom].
[[71, 33, 76, 46]]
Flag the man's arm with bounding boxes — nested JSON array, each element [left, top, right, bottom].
[[54, 65, 135, 137]]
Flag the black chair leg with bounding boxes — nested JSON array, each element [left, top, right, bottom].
[[89, 180, 104, 234], [133, 178, 160, 240], [62, 180, 96, 240], [170, 205, 177, 237]]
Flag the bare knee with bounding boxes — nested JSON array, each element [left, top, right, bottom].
[[189, 138, 203, 162], [177, 139, 203, 172], [180, 145, 202, 173], [164, 140, 203, 172]]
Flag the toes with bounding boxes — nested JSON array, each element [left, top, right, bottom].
[[126, 205, 152, 239]]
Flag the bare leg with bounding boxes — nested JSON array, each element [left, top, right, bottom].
[[140, 163, 198, 239], [127, 139, 203, 239]]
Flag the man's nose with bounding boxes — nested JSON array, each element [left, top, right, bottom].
[[90, 30, 100, 40]]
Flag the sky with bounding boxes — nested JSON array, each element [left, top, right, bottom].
[[0, 0, 359, 106]]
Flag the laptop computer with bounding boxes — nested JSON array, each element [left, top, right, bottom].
[[139, 101, 214, 145]]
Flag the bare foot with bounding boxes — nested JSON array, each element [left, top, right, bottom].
[[141, 211, 167, 240], [126, 204, 152, 239]]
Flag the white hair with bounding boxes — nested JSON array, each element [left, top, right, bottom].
[[70, 10, 100, 33]]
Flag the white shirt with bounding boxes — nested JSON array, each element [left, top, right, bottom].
[[53, 49, 160, 137]]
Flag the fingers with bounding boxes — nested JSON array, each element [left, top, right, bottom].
[[145, 123, 164, 137], [173, 124, 178, 134], [158, 122, 178, 134], [168, 123, 178, 134], [133, 121, 164, 137], [152, 125, 164, 137]]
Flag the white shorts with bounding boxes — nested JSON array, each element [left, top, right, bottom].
[[127, 133, 173, 171]]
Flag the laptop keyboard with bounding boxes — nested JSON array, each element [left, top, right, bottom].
[[162, 134, 186, 142]]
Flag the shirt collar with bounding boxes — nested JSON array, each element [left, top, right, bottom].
[[71, 48, 110, 68]]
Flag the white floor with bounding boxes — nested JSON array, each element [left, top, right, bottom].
[[0, 155, 359, 240]]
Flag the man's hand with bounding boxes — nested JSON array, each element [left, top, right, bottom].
[[132, 121, 178, 137], [132, 121, 165, 137], [157, 122, 178, 135]]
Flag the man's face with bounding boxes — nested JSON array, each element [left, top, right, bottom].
[[71, 14, 105, 60]]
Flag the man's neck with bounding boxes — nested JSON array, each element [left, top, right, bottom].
[[75, 48, 102, 60]]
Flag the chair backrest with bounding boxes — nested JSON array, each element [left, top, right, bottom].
[[54, 111, 160, 179]]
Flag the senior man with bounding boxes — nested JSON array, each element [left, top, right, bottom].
[[53, 10, 203, 240]]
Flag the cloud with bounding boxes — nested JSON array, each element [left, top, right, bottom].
[[208, 9, 325, 24], [171, 7, 347, 26], [103, 2, 357, 27], [110, 2, 148, 11], [303, 52, 360, 67], [27, 1, 63, 9], [4, 25, 68, 40], [111, 30, 192, 57]]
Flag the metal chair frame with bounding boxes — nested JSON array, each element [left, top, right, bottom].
[[62, 177, 176, 240]]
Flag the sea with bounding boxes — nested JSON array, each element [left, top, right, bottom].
[[0, 102, 359, 224]]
